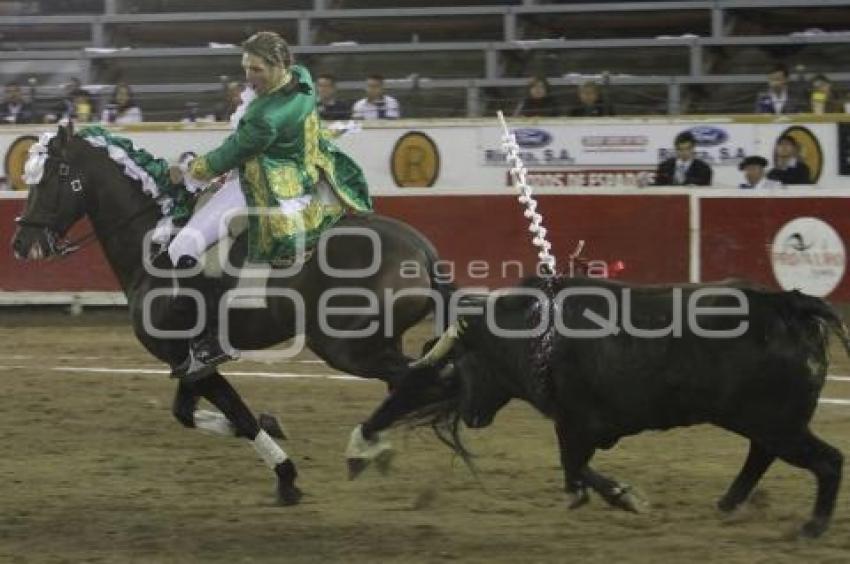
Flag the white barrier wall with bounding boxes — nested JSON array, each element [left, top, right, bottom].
[[0, 117, 847, 193]]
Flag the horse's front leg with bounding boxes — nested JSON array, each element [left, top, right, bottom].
[[347, 363, 458, 479], [188, 371, 301, 505], [172, 380, 287, 439]]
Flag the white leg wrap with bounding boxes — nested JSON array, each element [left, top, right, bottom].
[[253, 430, 287, 469], [193, 409, 236, 437]]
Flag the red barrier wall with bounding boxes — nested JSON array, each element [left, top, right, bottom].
[[700, 197, 850, 299], [374, 194, 690, 287], [3, 193, 849, 300], [0, 200, 119, 291]]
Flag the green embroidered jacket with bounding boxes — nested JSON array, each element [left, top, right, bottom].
[[190, 65, 372, 260]]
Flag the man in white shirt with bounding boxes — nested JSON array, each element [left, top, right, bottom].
[[739, 155, 782, 189], [351, 74, 401, 119]]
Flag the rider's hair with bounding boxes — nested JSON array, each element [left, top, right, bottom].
[[242, 31, 293, 68]]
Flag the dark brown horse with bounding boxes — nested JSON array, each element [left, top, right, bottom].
[[12, 123, 452, 503]]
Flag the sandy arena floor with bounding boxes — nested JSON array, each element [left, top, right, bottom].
[[2, 310, 850, 563]]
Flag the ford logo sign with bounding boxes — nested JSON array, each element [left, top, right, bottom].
[[513, 128, 553, 149], [685, 126, 729, 147]]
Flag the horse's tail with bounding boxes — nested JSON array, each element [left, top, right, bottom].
[[421, 241, 456, 333]]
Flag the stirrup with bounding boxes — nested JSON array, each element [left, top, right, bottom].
[[175, 334, 238, 383]]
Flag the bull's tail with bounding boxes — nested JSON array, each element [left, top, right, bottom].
[[783, 290, 850, 358]]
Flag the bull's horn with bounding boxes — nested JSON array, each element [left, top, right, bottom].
[[410, 322, 461, 368]]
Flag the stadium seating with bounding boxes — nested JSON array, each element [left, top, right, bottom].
[[0, 0, 848, 119]]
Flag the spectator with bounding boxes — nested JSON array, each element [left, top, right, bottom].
[[569, 81, 612, 117], [809, 74, 843, 114], [102, 82, 143, 124], [214, 81, 244, 122], [0, 82, 36, 124], [351, 74, 400, 119], [767, 134, 812, 185], [739, 156, 781, 189], [48, 78, 94, 123], [654, 131, 713, 186], [316, 74, 350, 121], [755, 64, 799, 115], [514, 76, 560, 118]]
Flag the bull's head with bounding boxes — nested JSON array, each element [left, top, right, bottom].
[[413, 318, 512, 429], [12, 123, 88, 261]]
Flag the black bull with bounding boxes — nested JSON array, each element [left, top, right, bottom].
[[388, 277, 849, 538]]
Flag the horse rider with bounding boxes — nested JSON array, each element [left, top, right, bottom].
[[158, 31, 373, 381]]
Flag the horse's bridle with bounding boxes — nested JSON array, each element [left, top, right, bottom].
[[16, 159, 159, 258], [15, 160, 89, 256]]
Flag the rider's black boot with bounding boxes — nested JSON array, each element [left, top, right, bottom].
[[155, 253, 236, 382], [181, 276, 236, 383]]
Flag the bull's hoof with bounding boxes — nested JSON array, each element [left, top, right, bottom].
[[800, 517, 829, 539], [617, 490, 650, 514], [347, 457, 370, 480], [717, 495, 739, 513], [375, 449, 395, 476], [566, 487, 590, 510], [277, 484, 303, 506], [259, 413, 287, 440], [605, 485, 649, 514]]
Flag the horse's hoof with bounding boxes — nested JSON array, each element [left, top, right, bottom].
[[259, 413, 287, 440], [566, 488, 590, 510], [347, 457, 370, 480], [800, 517, 829, 539], [277, 485, 303, 506], [344, 424, 393, 480]]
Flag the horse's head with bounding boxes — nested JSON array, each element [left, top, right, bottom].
[[12, 122, 88, 260]]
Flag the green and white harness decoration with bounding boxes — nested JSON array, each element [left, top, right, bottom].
[[23, 126, 201, 245]]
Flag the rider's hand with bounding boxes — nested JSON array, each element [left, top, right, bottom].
[[169, 164, 184, 185]]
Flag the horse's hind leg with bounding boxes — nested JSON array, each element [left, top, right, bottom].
[[192, 371, 302, 506], [172, 381, 199, 429], [171, 381, 286, 439], [767, 429, 843, 538], [717, 440, 775, 513]]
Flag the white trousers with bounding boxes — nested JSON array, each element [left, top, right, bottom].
[[167, 171, 339, 264], [167, 173, 246, 264]]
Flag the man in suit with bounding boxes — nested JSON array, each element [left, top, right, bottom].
[[739, 155, 782, 189], [654, 131, 713, 186], [755, 64, 800, 115], [768, 134, 812, 184]]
